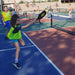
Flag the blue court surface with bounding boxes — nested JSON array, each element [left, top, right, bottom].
[[0, 33, 64, 75]]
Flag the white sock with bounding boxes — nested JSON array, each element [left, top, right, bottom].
[[15, 59, 18, 63]]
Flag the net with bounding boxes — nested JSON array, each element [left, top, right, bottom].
[[26, 10, 46, 19], [26, 11, 38, 19], [50, 13, 75, 35], [19, 11, 39, 19], [53, 7, 68, 13]]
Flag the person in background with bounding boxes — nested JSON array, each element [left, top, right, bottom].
[[37, 6, 39, 12], [68, 4, 72, 18], [45, 8, 48, 18], [1, 6, 12, 39]]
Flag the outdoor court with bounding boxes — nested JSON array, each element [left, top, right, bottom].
[[0, 11, 75, 75], [0, 32, 64, 75]]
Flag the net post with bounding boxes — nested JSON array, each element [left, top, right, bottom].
[[51, 14, 53, 27]]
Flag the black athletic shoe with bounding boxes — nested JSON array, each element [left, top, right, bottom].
[[5, 36, 8, 40], [12, 63, 21, 69]]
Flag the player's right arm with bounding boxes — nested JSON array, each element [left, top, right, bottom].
[[21, 19, 36, 29]]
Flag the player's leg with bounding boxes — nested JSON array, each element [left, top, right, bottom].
[[69, 11, 72, 17], [5, 29, 8, 39], [4, 21, 8, 39], [8, 21, 11, 29], [5, 21, 11, 39], [18, 38, 25, 46], [12, 40, 21, 69], [70, 11, 72, 17]]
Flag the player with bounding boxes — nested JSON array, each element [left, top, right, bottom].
[[68, 4, 72, 18], [1, 6, 12, 39], [7, 14, 37, 69], [37, 6, 39, 12]]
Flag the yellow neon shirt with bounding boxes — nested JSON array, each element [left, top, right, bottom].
[[1, 11, 12, 22], [7, 25, 22, 40]]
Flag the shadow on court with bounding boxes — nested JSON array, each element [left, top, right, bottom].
[[26, 27, 75, 75], [0, 34, 62, 75]]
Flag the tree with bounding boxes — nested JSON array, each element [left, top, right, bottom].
[[48, 0, 50, 2], [33, 0, 35, 3]]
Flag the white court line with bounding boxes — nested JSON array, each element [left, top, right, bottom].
[[23, 32, 64, 75], [0, 45, 34, 52], [52, 14, 71, 18]]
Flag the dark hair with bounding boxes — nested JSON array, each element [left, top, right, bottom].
[[3, 6, 8, 9], [3, 6, 8, 11], [10, 14, 19, 28]]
